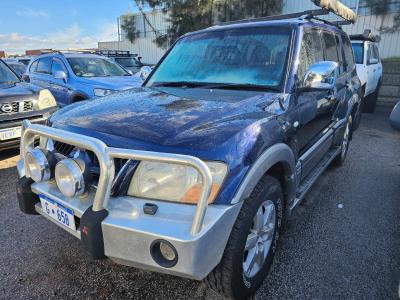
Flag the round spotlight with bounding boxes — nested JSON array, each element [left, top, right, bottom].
[[150, 240, 178, 268], [55, 158, 86, 198], [26, 148, 52, 182]]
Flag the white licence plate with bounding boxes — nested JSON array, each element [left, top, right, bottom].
[[0, 127, 22, 141], [39, 195, 76, 231]]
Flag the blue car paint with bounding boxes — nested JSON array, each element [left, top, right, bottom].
[[49, 20, 361, 205], [25, 53, 143, 106]]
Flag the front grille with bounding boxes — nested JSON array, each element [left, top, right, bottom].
[[0, 100, 34, 115]]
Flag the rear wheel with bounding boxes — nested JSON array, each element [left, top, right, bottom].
[[205, 175, 284, 299], [363, 82, 381, 113], [332, 116, 352, 167]]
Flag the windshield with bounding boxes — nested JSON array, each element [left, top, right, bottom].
[[147, 26, 291, 90], [10, 63, 26, 76], [0, 61, 20, 84], [351, 42, 364, 64], [67, 57, 130, 77], [115, 57, 141, 68]]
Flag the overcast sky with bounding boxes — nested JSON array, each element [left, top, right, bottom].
[[0, 0, 137, 54]]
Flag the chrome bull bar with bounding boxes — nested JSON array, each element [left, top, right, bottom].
[[21, 120, 213, 236]]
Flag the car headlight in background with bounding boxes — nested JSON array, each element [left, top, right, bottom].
[[25, 148, 55, 182], [93, 88, 116, 97], [127, 161, 228, 204], [34, 89, 57, 110], [55, 158, 88, 198]]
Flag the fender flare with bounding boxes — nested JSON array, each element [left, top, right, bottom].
[[231, 143, 296, 205]]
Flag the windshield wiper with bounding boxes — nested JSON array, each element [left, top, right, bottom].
[[151, 81, 209, 88], [199, 83, 279, 91]]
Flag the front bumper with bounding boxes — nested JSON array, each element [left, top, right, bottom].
[[17, 121, 241, 280]]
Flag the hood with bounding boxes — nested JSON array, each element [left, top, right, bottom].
[[78, 75, 143, 90], [0, 82, 40, 103], [50, 87, 279, 152]]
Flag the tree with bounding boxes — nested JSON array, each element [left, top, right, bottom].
[[123, 0, 282, 48], [366, 0, 400, 34], [120, 14, 140, 43]]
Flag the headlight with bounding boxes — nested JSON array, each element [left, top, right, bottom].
[[25, 148, 53, 182], [55, 158, 87, 198], [127, 161, 228, 204], [93, 88, 115, 97], [34, 89, 57, 110]]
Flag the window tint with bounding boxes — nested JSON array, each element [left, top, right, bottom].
[[36, 57, 52, 74], [297, 30, 324, 82], [351, 42, 364, 64], [342, 35, 355, 72], [29, 60, 39, 72], [322, 32, 339, 62], [335, 34, 344, 74], [367, 44, 379, 64], [373, 45, 380, 61], [51, 59, 65, 75]]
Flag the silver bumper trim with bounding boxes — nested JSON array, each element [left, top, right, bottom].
[[20, 120, 213, 235]]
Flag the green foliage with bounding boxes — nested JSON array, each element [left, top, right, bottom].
[[120, 14, 140, 43], [126, 0, 282, 48]]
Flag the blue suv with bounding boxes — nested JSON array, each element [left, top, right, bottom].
[[24, 52, 142, 106]]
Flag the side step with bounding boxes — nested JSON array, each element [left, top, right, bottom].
[[290, 146, 341, 211]]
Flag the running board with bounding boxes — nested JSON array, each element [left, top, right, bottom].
[[290, 146, 341, 211]]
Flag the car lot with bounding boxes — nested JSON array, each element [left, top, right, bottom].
[[0, 108, 399, 299]]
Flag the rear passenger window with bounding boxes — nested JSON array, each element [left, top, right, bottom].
[[36, 57, 52, 74], [297, 30, 324, 83], [342, 35, 355, 72], [51, 59, 65, 75], [29, 60, 38, 72]]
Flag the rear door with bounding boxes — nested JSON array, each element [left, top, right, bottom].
[[366, 43, 379, 94]]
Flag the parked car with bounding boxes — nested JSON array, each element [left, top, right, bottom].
[[0, 59, 57, 150], [16, 56, 34, 66], [24, 52, 143, 106], [16, 8, 361, 300], [3, 59, 27, 76], [350, 30, 383, 113], [99, 50, 145, 74]]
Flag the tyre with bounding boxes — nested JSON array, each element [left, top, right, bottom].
[[205, 175, 284, 299], [332, 115, 352, 167], [363, 83, 380, 113]]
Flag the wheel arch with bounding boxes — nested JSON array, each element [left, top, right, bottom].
[[71, 92, 88, 103], [231, 143, 296, 207]]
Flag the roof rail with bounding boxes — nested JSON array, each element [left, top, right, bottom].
[[97, 50, 138, 57], [218, 9, 329, 26], [350, 29, 381, 42]]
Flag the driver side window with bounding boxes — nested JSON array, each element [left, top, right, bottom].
[[297, 30, 324, 86]]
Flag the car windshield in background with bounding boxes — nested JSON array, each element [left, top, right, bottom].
[[0, 61, 20, 84], [115, 57, 141, 68], [147, 26, 291, 90], [9, 63, 26, 76], [67, 57, 130, 77], [351, 42, 364, 64]]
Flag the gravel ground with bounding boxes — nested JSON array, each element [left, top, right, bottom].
[[0, 108, 399, 300]]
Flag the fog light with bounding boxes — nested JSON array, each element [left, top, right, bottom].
[[26, 148, 53, 182], [55, 158, 87, 198], [150, 240, 178, 268]]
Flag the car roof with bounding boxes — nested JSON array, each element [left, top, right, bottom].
[[33, 52, 106, 60]]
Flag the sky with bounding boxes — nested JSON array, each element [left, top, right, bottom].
[[0, 0, 138, 54]]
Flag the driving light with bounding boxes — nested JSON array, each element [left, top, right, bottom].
[[93, 88, 115, 97], [127, 161, 227, 204], [35, 89, 57, 110], [55, 158, 87, 198], [25, 148, 53, 182]]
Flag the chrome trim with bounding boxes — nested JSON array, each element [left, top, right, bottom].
[[21, 120, 213, 235]]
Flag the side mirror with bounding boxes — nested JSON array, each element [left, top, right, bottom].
[[302, 61, 339, 91], [53, 71, 67, 82], [369, 58, 379, 65], [139, 66, 153, 81]]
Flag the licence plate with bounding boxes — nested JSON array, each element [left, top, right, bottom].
[[39, 194, 76, 231], [0, 127, 21, 141]]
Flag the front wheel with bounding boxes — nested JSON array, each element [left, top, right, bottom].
[[332, 116, 352, 167], [205, 175, 284, 299]]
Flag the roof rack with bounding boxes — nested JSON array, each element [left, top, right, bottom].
[[350, 29, 381, 42], [218, 9, 329, 26], [97, 50, 138, 57]]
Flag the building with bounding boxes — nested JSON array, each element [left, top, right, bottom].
[[98, 9, 169, 65], [282, 0, 400, 58], [0, 51, 5, 58]]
